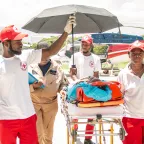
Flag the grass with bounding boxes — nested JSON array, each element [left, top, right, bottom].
[[102, 61, 128, 69], [116, 62, 129, 69], [61, 63, 69, 70]]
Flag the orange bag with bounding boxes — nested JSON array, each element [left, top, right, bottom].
[[76, 81, 123, 103], [77, 87, 95, 102], [91, 81, 123, 101]]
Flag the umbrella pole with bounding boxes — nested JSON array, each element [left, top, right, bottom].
[[72, 24, 75, 65], [70, 24, 77, 77], [71, 24, 76, 69]]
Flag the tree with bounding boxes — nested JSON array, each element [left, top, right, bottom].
[[93, 44, 108, 55], [39, 36, 59, 45], [30, 35, 82, 49], [142, 35, 144, 39], [31, 43, 37, 49]]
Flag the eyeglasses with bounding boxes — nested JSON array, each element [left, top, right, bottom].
[[130, 52, 144, 57]]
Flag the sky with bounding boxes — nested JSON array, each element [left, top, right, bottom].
[[0, 0, 144, 42]]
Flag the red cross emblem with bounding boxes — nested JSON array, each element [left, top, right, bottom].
[[84, 36, 89, 40], [89, 61, 94, 68], [20, 62, 27, 71]]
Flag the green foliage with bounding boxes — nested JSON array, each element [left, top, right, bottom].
[[93, 44, 108, 55], [142, 35, 144, 39], [30, 35, 82, 49], [117, 61, 129, 69], [67, 36, 82, 43], [31, 36, 59, 49], [31, 43, 37, 49], [39, 36, 59, 45]]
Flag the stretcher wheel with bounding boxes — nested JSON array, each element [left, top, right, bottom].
[[119, 128, 125, 141], [97, 114, 102, 120], [71, 129, 77, 142]]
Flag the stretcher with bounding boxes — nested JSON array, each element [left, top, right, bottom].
[[60, 94, 126, 144]]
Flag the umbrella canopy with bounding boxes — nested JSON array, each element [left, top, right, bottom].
[[22, 4, 122, 34]]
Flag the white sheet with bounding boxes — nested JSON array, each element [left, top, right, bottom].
[[67, 103, 125, 117]]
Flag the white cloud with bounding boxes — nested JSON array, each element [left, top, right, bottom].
[[107, 0, 144, 29], [0, 0, 144, 36], [0, 0, 112, 27], [121, 0, 144, 11]]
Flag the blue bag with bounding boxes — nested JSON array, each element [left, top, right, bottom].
[[67, 82, 112, 102]]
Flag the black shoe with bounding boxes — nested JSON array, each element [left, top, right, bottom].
[[84, 139, 95, 144]]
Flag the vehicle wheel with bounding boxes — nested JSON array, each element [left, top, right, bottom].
[[119, 128, 125, 141]]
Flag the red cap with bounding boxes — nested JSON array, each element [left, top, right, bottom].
[[0, 25, 28, 42], [81, 35, 93, 44], [129, 40, 144, 52]]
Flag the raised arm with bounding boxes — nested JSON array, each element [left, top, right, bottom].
[[41, 16, 76, 61], [42, 32, 68, 60]]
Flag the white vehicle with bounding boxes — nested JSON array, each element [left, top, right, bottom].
[[51, 43, 81, 64]]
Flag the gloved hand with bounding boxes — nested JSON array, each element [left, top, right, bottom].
[[64, 15, 76, 34]]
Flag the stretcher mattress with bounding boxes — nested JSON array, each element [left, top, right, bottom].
[[67, 103, 125, 117], [78, 99, 124, 108]]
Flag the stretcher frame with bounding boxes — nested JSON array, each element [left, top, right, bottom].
[[60, 96, 126, 144]]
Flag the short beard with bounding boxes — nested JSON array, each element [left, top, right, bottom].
[[8, 42, 21, 55], [82, 51, 89, 54]]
